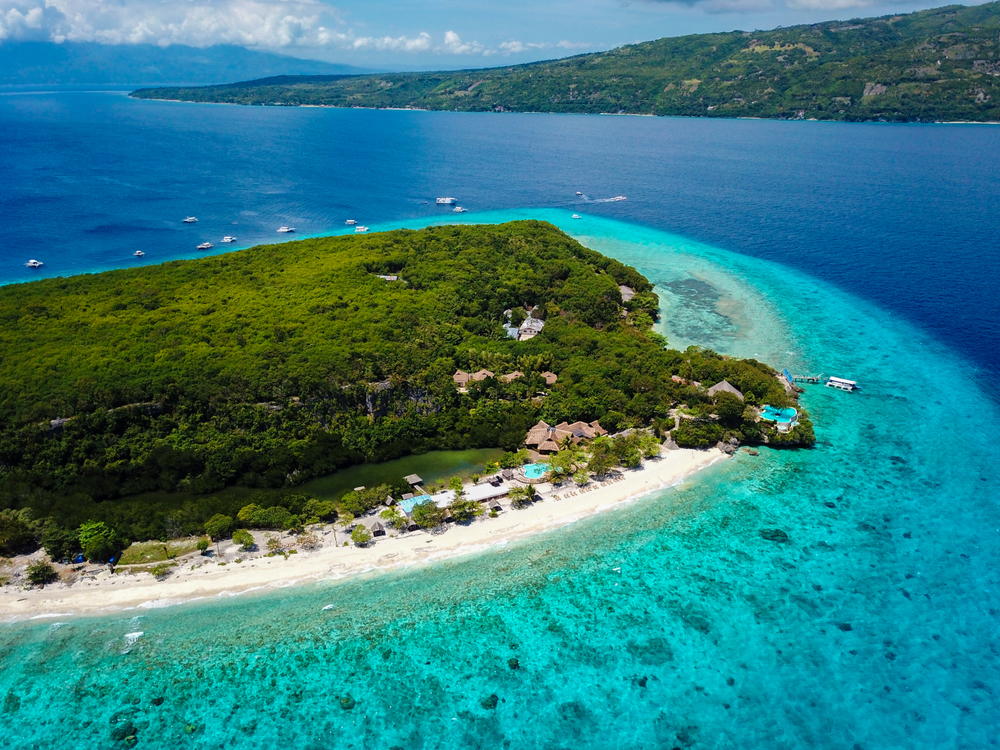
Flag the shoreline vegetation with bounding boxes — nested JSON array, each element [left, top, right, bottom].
[[0, 447, 725, 620], [130, 2, 1000, 123], [0, 220, 813, 602]]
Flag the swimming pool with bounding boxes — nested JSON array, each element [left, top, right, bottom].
[[759, 405, 798, 424], [398, 495, 432, 514], [523, 463, 550, 480]]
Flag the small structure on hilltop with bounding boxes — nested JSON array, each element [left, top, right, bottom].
[[453, 370, 471, 386], [707, 380, 744, 401], [518, 317, 545, 341], [541, 371, 558, 386], [471, 369, 494, 381], [500, 371, 524, 383]]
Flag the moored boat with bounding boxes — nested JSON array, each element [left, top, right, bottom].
[[221, 236, 236, 243], [355, 225, 369, 233], [345, 219, 357, 226], [197, 242, 214, 250], [25, 259, 43, 268], [133, 250, 144, 257], [436, 197, 457, 205]]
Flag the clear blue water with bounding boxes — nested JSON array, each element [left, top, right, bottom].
[[398, 495, 432, 514], [760, 406, 798, 423], [1, 89, 999, 749], [523, 463, 550, 480]]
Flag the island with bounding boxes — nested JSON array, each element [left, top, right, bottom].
[[0, 221, 813, 611], [131, 2, 1000, 123]]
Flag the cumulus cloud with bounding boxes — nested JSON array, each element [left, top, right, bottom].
[[0, 0, 334, 46], [0, 0, 591, 56]]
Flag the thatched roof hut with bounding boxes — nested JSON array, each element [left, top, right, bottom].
[[707, 380, 744, 401], [499, 371, 524, 383], [541, 371, 558, 385], [371, 521, 386, 537], [453, 370, 471, 385], [471, 369, 495, 381], [404, 474, 423, 486]]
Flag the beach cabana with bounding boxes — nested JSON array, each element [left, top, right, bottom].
[[371, 521, 386, 537]]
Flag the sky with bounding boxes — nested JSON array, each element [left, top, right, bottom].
[[0, 0, 992, 69]]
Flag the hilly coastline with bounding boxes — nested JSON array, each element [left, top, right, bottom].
[[131, 2, 1000, 122]]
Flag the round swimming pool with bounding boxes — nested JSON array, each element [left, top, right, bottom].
[[523, 463, 550, 480]]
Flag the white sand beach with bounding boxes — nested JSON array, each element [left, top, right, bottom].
[[0, 448, 728, 621]]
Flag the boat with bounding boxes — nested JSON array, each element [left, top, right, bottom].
[[277, 227, 295, 233], [133, 250, 144, 257], [355, 226, 369, 233], [221, 236, 237, 243], [608, 196, 627, 202], [436, 197, 457, 205], [453, 206, 468, 213], [826, 376, 861, 392], [197, 242, 213, 250], [576, 191, 583, 196], [25, 259, 43, 268], [571, 214, 581, 219], [345, 220, 357, 226], [183, 217, 198, 223]]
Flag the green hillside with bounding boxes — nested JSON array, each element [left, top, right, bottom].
[[132, 2, 1000, 122]]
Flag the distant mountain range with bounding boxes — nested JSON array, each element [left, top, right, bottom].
[[133, 2, 1000, 122], [0, 42, 368, 85]]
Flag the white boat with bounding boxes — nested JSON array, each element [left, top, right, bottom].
[[571, 214, 581, 219], [436, 197, 457, 205], [345, 219, 357, 226], [221, 236, 236, 243], [608, 196, 627, 202], [453, 206, 468, 213], [183, 217, 198, 223], [25, 259, 43, 268], [355, 226, 369, 233], [277, 227, 295, 233], [576, 191, 583, 196], [197, 242, 213, 250], [826, 376, 861, 392], [133, 250, 144, 257]]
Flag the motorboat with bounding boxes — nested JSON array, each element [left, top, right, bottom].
[[355, 226, 368, 233], [576, 191, 583, 196], [571, 214, 581, 219], [183, 217, 198, 223], [345, 219, 357, 226], [25, 259, 43, 268], [221, 236, 237, 243], [197, 242, 214, 250], [436, 197, 457, 205], [453, 206, 468, 213], [608, 196, 627, 202], [277, 227, 295, 233], [133, 250, 145, 257]]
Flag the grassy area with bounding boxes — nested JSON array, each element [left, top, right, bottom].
[[117, 538, 204, 566]]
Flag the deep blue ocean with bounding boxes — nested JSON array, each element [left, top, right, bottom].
[[0, 89, 998, 749]]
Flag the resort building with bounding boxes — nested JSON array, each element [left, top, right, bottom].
[[518, 317, 545, 341], [541, 371, 558, 386], [707, 380, 744, 401], [453, 370, 471, 386], [471, 369, 495, 381], [499, 371, 524, 383], [464, 482, 510, 503], [524, 419, 607, 453]]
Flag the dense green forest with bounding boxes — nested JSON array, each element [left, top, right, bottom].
[[132, 2, 1000, 122], [0, 222, 810, 553]]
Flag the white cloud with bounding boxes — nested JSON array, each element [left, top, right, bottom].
[[0, 1, 591, 56]]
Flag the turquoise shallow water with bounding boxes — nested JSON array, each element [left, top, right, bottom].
[[1, 213, 998, 749]]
